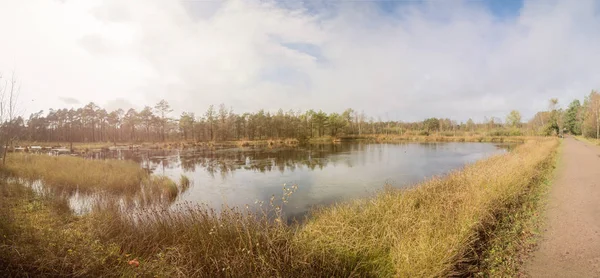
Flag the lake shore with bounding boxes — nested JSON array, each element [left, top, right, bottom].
[[0, 138, 558, 276], [14, 135, 537, 154]]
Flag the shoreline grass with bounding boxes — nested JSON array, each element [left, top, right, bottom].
[[475, 139, 560, 276], [2, 154, 147, 194], [0, 139, 559, 276], [15, 135, 537, 153], [371, 134, 542, 143], [298, 138, 558, 276], [574, 135, 600, 146], [0, 154, 187, 208]]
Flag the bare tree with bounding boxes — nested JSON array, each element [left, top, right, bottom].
[[0, 71, 21, 165]]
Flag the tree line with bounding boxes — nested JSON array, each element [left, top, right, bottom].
[[3, 76, 600, 144], [561, 90, 600, 138], [1, 99, 564, 144]]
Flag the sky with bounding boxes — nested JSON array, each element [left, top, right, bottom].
[[1, 0, 600, 122]]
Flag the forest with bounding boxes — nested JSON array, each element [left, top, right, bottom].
[[2, 90, 600, 144]]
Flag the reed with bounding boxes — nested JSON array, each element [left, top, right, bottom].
[[1, 154, 183, 207], [372, 134, 539, 143], [3, 154, 146, 194], [0, 139, 558, 277]]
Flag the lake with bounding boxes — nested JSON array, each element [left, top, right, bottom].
[[98, 142, 515, 220]]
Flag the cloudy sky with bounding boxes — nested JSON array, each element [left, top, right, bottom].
[[1, 0, 599, 122]]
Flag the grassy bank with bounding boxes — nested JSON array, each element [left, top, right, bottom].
[[16, 138, 304, 152], [575, 135, 600, 146], [372, 134, 540, 143], [17, 135, 534, 153], [0, 139, 558, 276], [299, 138, 558, 276], [476, 141, 560, 276]]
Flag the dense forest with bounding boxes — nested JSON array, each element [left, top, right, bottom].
[[2, 91, 600, 144]]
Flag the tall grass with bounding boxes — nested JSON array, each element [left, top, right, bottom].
[[575, 135, 600, 146], [1, 154, 186, 208], [3, 154, 146, 194], [373, 134, 537, 143], [0, 139, 558, 276], [299, 139, 557, 276], [0, 180, 132, 276]]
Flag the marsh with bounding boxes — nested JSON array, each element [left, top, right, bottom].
[[92, 142, 515, 220]]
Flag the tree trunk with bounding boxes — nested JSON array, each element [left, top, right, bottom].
[[596, 109, 600, 139], [2, 142, 8, 165]]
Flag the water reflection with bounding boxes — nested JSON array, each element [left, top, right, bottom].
[[89, 142, 516, 221]]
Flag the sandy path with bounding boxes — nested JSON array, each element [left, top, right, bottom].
[[525, 137, 600, 277]]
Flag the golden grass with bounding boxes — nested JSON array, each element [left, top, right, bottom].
[[179, 175, 191, 193], [19, 138, 303, 151], [2, 154, 145, 194], [0, 180, 136, 276], [373, 134, 541, 143], [17, 141, 115, 149], [0, 139, 558, 276], [575, 135, 600, 146], [1, 154, 186, 208], [298, 138, 558, 276], [3, 154, 147, 194]]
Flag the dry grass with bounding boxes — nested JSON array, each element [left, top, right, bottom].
[[1, 154, 186, 208], [179, 175, 191, 193], [575, 136, 600, 146], [0, 139, 558, 277], [18, 139, 304, 152], [0, 180, 131, 276], [2, 154, 147, 194], [298, 138, 558, 276], [17, 141, 115, 149], [373, 134, 541, 143]]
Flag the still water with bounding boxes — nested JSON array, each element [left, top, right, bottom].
[[101, 142, 514, 219]]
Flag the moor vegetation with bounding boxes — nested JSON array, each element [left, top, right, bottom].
[[0, 154, 189, 208], [0, 73, 572, 276], [2, 97, 574, 147], [0, 139, 558, 277]]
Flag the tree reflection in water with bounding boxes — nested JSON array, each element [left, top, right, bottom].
[[82, 142, 517, 221]]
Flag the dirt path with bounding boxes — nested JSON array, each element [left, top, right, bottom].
[[525, 137, 600, 277]]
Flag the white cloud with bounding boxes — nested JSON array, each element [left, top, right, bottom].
[[1, 0, 599, 122]]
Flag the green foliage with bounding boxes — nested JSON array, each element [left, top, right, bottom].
[[564, 100, 582, 135], [581, 91, 600, 138], [466, 118, 475, 131], [178, 112, 195, 140], [18, 100, 546, 145], [506, 110, 522, 128], [423, 118, 440, 132]]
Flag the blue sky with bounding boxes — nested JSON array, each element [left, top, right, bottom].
[[376, 0, 523, 17], [278, 0, 524, 19], [482, 0, 524, 18]]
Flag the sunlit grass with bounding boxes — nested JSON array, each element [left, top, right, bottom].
[[299, 139, 557, 276], [575, 135, 600, 146], [3, 154, 147, 194], [0, 139, 558, 276], [1, 154, 186, 207], [373, 134, 540, 143], [179, 175, 191, 193]]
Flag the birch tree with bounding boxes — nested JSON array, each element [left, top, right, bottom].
[[0, 72, 20, 164]]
